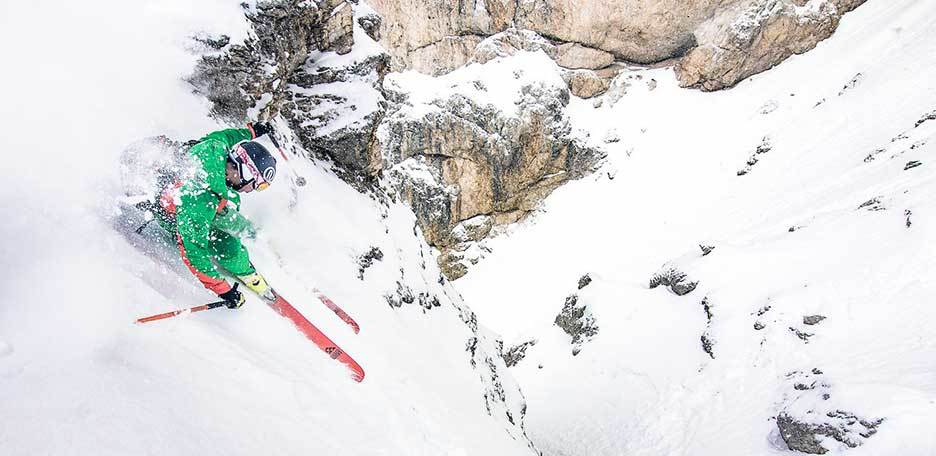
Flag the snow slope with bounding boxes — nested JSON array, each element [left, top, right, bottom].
[[456, 0, 936, 454], [0, 2, 532, 455]]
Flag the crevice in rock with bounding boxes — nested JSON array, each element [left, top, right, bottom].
[[408, 32, 493, 54]]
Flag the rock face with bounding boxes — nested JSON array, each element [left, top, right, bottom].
[[367, 0, 517, 75], [676, 0, 868, 91], [186, 4, 537, 448], [369, 0, 866, 92], [514, 0, 720, 64], [381, 52, 604, 279], [189, 0, 865, 280], [190, 0, 390, 176], [370, 0, 720, 72], [191, 4, 604, 279], [190, 1, 353, 122]]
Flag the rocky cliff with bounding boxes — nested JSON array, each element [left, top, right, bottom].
[[675, 0, 868, 91], [192, 0, 605, 279], [187, 0, 535, 446], [369, 0, 866, 93], [379, 51, 603, 278], [189, 0, 865, 282]]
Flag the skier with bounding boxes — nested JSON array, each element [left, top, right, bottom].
[[133, 124, 367, 382], [156, 122, 278, 309]]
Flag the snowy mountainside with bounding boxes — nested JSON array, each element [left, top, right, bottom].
[[3, 0, 935, 455], [0, 1, 534, 454], [455, 0, 936, 454]]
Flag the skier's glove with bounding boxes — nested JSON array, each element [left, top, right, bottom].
[[218, 283, 246, 309], [249, 122, 273, 138], [238, 272, 274, 300]]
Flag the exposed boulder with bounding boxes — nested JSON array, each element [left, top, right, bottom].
[[357, 9, 382, 42], [778, 412, 883, 454], [577, 274, 592, 290], [737, 136, 772, 176], [777, 370, 883, 453], [649, 267, 699, 296], [700, 334, 715, 359], [554, 43, 615, 70], [562, 69, 612, 99], [554, 294, 598, 355], [803, 315, 827, 325], [502, 340, 538, 367], [356, 246, 384, 280]]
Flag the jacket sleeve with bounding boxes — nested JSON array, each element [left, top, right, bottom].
[[213, 205, 256, 239], [176, 190, 231, 294]]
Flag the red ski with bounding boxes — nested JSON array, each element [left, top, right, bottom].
[[266, 292, 365, 382], [313, 289, 360, 334], [136, 293, 365, 382]]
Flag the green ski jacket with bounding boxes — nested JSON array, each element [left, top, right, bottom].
[[167, 128, 258, 294]]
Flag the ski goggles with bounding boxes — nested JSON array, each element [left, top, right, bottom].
[[233, 177, 270, 193]]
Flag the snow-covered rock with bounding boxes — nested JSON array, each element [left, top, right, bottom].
[[677, 0, 869, 91], [381, 52, 604, 278], [370, 0, 868, 92]]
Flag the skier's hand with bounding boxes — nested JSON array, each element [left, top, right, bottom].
[[218, 283, 246, 309], [249, 121, 274, 138]]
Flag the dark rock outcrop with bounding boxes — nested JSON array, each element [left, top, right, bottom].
[[777, 370, 883, 453], [649, 267, 698, 296], [778, 412, 883, 454], [502, 340, 537, 367], [356, 246, 384, 280], [577, 274, 592, 290], [737, 136, 772, 176], [554, 295, 598, 355], [803, 315, 826, 326]]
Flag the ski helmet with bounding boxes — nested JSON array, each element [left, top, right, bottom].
[[229, 140, 276, 191]]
